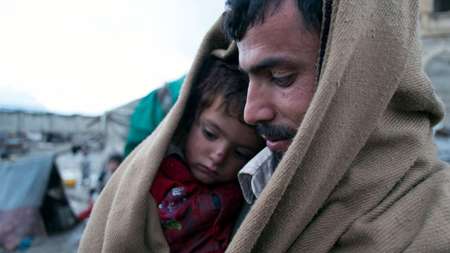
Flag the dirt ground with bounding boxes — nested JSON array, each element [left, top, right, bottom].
[[0, 221, 86, 253]]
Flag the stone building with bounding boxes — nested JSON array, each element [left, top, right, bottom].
[[420, 0, 450, 128]]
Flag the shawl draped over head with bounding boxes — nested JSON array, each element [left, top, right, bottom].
[[79, 0, 450, 252]]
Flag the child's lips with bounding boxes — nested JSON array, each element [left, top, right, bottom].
[[199, 164, 218, 176]]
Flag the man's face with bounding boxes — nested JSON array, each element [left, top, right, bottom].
[[237, 0, 320, 154]]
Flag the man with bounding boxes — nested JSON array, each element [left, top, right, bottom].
[[79, 1, 450, 252], [222, 0, 450, 252], [224, 0, 322, 206]]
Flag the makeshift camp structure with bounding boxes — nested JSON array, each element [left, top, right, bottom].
[[0, 95, 145, 250], [0, 151, 77, 251]]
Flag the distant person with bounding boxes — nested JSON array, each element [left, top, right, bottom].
[[80, 153, 124, 221], [96, 153, 124, 193], [80, 145, 91, 187]]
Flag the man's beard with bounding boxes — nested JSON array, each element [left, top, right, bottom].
[[255, 123, 297, 167]]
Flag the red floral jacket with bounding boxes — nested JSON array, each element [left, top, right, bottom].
[[150, 155, 243, 253]]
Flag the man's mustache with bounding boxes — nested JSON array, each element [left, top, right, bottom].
[[255, 123, 296, 141]]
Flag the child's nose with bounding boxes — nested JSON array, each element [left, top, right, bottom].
[[211, 143, 228, 165]]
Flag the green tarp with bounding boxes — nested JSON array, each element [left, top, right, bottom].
[[124, 76, 184, 156]]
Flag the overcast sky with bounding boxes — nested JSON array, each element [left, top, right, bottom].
[[0, 0, 226, 115]]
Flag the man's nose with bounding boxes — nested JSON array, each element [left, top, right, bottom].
[[244, 81, 275, 125]]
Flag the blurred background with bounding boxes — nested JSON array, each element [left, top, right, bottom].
[[0, 0, 449, 252]]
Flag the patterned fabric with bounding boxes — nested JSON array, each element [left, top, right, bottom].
[[150, 155, 243, 253]]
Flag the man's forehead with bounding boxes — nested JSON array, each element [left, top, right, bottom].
[[236, 25, 290, 71], [236, 1, 307, 56], [237, 5, 320, 72]]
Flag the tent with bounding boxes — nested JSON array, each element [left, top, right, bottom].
[[0, 151, 77, 251]]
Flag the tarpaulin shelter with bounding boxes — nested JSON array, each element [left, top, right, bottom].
[[0, 151, 77, 251], [124, 76, 184, 156]]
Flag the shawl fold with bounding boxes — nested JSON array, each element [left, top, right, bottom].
[[79, 1, 450, 252]]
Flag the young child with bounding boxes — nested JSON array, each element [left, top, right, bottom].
[[150, 57, 264, 253]]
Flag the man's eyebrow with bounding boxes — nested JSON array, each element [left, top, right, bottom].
[[242, 57, 295, 73]]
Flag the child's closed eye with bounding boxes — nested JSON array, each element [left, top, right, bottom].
[[202, 127, 218, 141]]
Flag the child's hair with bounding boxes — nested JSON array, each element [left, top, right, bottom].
[[175, 56, 250, 142], [193, 56, 249, 121]]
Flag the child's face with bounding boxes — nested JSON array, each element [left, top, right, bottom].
[[184, 97, 263, 184]]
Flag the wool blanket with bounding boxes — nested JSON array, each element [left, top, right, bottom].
[[79, 0, 450, 252]]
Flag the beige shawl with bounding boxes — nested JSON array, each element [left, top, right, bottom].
[[79, 0, 450, 252]]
